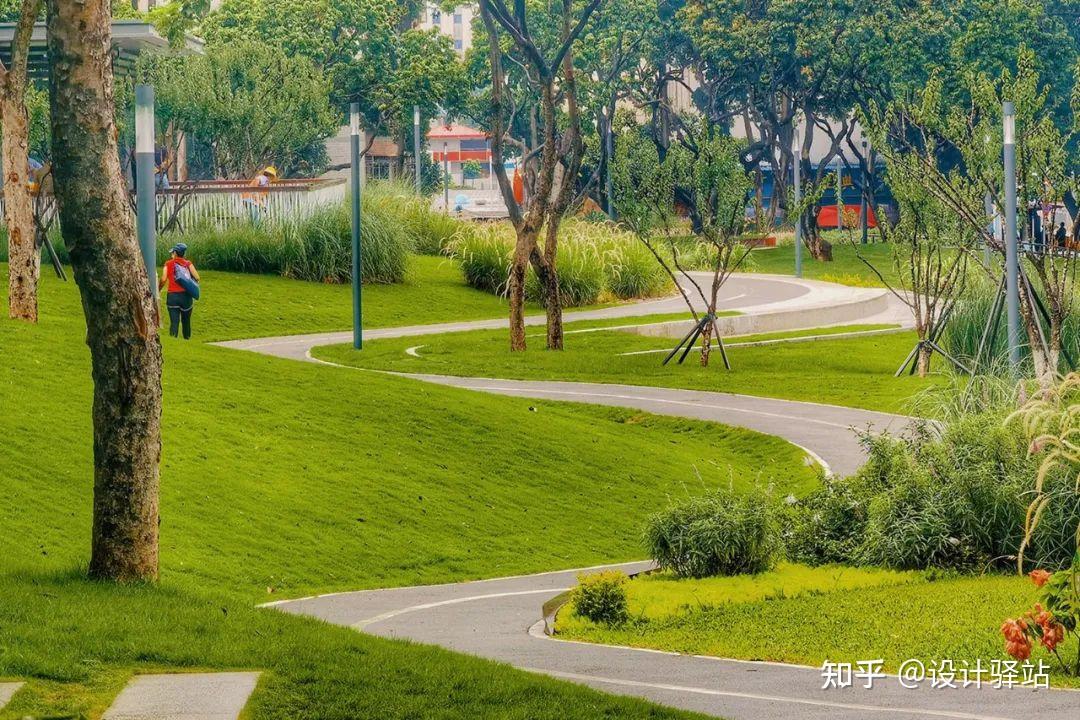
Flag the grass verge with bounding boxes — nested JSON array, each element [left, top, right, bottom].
[[555, 565, 1079, 687], [314, 319, 939, 414], [1, 267, 814, 717]]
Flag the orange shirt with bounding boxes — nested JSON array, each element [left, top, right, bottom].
[[164, 258, 193, 294]]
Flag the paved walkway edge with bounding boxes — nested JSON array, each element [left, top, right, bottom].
[[0, 682, 23, 710], [102, 672, 261, 720]]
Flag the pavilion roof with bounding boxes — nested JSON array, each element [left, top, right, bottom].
[[0, 20, 203, 80]]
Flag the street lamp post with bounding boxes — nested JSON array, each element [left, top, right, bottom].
[[1003, 101, 1021, 370], [605, 107, 615, 219], [413, 105, 422, 195], [134, 84, 156, 295], [350, 102, 363, 350], [836, 158, 844, 231], [860, 139, 869, 244], [793, 130, 802, 279]]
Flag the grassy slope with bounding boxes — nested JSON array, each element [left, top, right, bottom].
[[2, 263, 819, 718], [556, 567, 1073, 686], [173, 255, 511, 341], [744, 240, 898, 288], [315, 321, 938, 414]]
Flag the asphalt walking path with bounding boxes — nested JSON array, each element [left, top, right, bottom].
[[223, 274, 1078, 719]]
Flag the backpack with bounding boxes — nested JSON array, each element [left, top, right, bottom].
[[173, 262, 201, 300]]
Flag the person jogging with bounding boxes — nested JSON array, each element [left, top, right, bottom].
[[159, 243, 201, 339]]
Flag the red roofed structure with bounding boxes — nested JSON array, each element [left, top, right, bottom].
[[429, 123, 495, 187]]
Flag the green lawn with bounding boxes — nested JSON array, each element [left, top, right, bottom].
[[2, 264, 818, 718], [556, 565, 1077, 686], [315, 320, 939, 414], [743, 238, 899, 288]]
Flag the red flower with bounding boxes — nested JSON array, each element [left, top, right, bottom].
[[1029, 569, 1052, 587], [1001, 618, 1033, 660]]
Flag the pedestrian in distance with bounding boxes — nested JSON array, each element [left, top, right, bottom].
[[159, 242, 201, 339]]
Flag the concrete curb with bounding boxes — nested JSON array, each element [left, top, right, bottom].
[[629, 289, 893, 339]]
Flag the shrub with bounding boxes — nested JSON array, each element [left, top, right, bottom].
[[785, 407, 1080, 572], [448, 218, 670, 305], [158, 191, 411, 284], [942, 278, 1080, 375], [364, 182, 474, 255], [524, 237, 607, 307], [452, 225, 512, 295], [570, 571, 629, 625], [606, 238, 671, 300], [645, 488, 780, 578]]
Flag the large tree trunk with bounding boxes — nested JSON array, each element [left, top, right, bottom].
[[802, 210, 833, 261], [47, 0, 163, 582], [3, 96, 38, 321], [2, 0, 43, 322]]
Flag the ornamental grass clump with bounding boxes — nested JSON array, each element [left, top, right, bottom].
[[570, 571, 630, 625], [448, 218, 670, 305], [785, 379, 1080, 572], [645, 488, 780, 578]]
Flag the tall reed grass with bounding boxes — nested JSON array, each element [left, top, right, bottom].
[[448, 219, 672, 306], [151, 182, 464, 284], [941, 277, 1080, 375]]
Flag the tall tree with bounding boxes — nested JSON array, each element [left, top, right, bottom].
[[479, 0, 604, 351], [2, 0, 43, 321], [47, 0, 163, 582]]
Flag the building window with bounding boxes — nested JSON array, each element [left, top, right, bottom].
[[431, 9, 441, 23], [454, 39, 463, 50], [453, 13, 462, 24]]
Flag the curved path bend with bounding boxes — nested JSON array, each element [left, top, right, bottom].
[[224, 274, 1077, 719]]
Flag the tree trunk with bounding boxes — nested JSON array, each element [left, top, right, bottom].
[[916, 344, 932, 377], [47, 0, 163, 582], [508, 229, 534, 351], [803, 211, 833, 261], [3, 95, 38, 321], [698, 319, 712, 368], [532, 243, 563, 351]]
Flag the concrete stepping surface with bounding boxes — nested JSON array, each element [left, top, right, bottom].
[[102, 673, 260, 720], [0, 683, 23, 710]]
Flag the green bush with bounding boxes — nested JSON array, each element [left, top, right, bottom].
[[607, 241, 671, 299], [942, 278, 1080, 376], [448, 219, 669, 305], [785, 409, 1080, 572], [570, 571, 629, 625], [452, 225, 512, 295], [645, 488, 780, 578], [364, 182, 474, 255], [157, 192, 410, 284]]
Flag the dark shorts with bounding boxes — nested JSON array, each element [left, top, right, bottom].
[[166, 292, 193, 311]]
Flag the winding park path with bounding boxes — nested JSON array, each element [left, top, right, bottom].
[[219, 274, 1080, 720]]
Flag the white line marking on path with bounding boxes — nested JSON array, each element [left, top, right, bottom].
[[523, 669, 1017, 720], [352, 588, 570, 630]]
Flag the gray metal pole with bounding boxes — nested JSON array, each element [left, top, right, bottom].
[[443, 141, 450, 211], [605, 109, 615, 219], [350, 103, 363, 350], [860, 139, 869, 244], [836, 158, 843, 231], [793, 132, 803, 278], [1003, 101, 1021, 369], [135, 84, 156, 295], [413, 105, 422, 195]]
